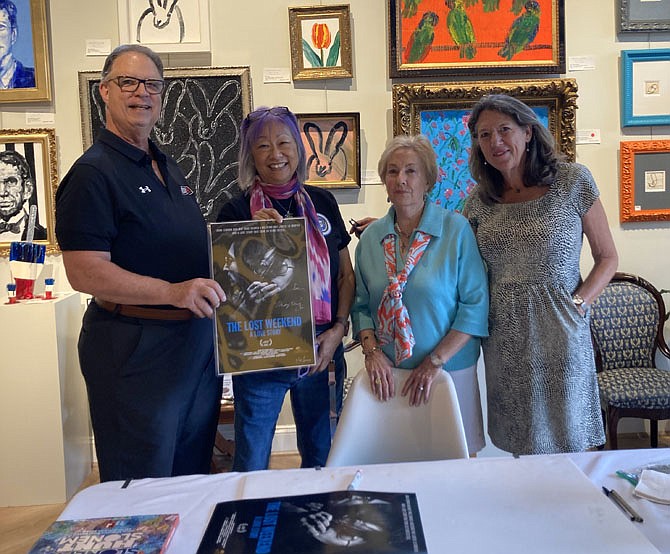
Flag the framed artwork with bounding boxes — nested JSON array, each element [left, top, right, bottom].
[[621, 49, 670, 128], [78, 66, 252, 222], [0, 128, 57, 256], [296, 112, 361, 189], [618, 0, 670, 33], [388, 0, 565, 78], [393, 78, 577, 212], [288, 4, 353, 81], [117, 0, 211, 53], [620, 140, 670, 223], [0, 0, 51, 103]]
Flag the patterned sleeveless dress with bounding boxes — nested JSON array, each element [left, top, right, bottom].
[[464, 163, 605, 454]]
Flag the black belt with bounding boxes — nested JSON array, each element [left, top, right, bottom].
[[94, 298, 193, 321]]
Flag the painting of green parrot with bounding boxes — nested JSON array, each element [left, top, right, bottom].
[[498, 0, 540, 60], [402, 0, 423, 18], [511, 0, 526, 14], [446, 0, 477, 60], [404, 11, 439, 63]]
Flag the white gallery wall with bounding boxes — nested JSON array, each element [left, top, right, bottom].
[[0, 1, 668, 442]]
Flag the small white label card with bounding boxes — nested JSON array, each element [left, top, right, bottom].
[[362, 169, 380, 184], [25, 112, 55, 125], [576, 129, 601, 144], [86, 39, 112, 56], [568, 56, 596, 71], [263, 68, 292, 83]]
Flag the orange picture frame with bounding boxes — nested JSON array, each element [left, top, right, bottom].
[[620, 140, 670, 223]]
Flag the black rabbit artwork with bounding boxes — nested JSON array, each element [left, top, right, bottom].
[[304, 120, 349, 181], [296, 112, 361, 188], [136, 0, 185, 44], [83, 68, 250, 222]]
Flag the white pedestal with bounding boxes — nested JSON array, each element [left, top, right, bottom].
[[0, 292, 91, 506]]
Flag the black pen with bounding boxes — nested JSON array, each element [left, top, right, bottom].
[[348, 218, 360, 228], [602, 486, 644, 522]]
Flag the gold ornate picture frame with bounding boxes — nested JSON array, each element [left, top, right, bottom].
[[0, 0, 51, 103], [620, 140, 670, 223], [288, 4, 353, 81], [0, 128, 57, 256], [392, 78, 577, 212], [296, 112, 361, 189]]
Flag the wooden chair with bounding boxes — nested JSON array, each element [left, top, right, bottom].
[[211, 399, 235, 473], [590, 272, 670, 449]]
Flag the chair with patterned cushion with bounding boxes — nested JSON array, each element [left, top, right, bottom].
[[590, 272, 670, 449]]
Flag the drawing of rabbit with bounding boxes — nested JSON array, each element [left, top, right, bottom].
[[152, 80, 186, 146], [304, 121, 349, 181], [185, 78, 241, 141], [194, 140, 240, 218], [136, 0, 185, 44]]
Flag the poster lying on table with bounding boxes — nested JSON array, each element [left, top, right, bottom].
[[28, 513, 179, 554], [196, 490, 427, 553], [209, 218, 316, 374]]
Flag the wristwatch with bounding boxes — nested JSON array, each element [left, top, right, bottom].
[[429, 353, 444, 368], [572, 293, 588, 314]]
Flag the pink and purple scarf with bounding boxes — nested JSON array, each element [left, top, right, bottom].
[[250, 177, 332, 324]]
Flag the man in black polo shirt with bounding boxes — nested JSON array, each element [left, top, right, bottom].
[[56, 44, 226, 482]]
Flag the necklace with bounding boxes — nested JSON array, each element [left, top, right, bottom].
[[274, 196, 294, 217], [394, 221, 414, 257], [394, 221, 412, 238]]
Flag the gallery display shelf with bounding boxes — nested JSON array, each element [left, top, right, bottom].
[[0, 292, 91, 506]]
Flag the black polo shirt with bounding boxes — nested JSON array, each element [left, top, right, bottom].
[[217, 185, 351, 324], [56, 129, 209, 283]]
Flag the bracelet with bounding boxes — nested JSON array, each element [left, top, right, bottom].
[[362, 346, 381, 357]]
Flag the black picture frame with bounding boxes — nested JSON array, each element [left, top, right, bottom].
[[388, 0, 566, 78]]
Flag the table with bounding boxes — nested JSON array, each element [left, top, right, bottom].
[[57, 449, 669, 553]]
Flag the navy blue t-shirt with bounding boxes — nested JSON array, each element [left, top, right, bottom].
[[56, 129, 209, 284], [217, 185, 351, 324]]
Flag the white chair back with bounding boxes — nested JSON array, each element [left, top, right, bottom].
[[326, 367, 468, 467]]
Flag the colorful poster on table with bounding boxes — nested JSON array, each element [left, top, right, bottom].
[[209, 218, 315, 374]]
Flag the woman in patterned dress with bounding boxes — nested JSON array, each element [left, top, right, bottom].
[[463, 94, 618, 455], [351, 135, 489, 455]]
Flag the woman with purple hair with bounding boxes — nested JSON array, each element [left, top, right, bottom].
[[217, 106, 355, 471]]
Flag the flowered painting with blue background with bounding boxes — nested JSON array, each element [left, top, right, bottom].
[[421, 106, 549, 212]]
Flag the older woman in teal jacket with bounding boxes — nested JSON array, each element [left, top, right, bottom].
[[351, 135, 489, 454]]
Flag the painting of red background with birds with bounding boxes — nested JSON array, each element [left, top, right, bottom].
[[399, 0, 558, 66]]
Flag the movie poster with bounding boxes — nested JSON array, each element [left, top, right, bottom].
[[197, 490, 427, 554], [209, 218, 316, 374]]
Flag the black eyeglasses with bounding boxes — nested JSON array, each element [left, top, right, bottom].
[[106, 75, 165, 95], [245, 106, 291, 122]]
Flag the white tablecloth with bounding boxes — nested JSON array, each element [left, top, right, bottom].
[[58, 449, 670, 553]]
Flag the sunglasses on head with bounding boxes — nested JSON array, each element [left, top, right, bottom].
[[245, 106, 291, 122]]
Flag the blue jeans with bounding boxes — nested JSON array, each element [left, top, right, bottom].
[[232, 343, 345, 471]]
